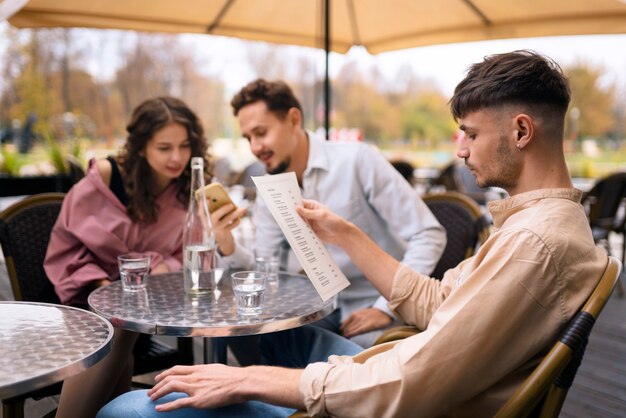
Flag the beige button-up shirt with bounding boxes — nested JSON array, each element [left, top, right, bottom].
[[300, 188, 607, 417]]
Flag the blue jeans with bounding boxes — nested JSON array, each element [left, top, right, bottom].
[[97, 326, 363, 418], [212, 310, 344, 365]]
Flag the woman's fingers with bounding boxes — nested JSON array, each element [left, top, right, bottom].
[[212, 204, 236, 220], [211, 205, 246, 229]]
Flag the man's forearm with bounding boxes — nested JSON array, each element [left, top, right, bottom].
[[336, 222, 400, 299], [243, 366, 305, 409], [296, 200, 400, 299]]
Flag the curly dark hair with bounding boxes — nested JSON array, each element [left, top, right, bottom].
[[450, 50, 571, 123], [230, 78, 303, 123], [118, 97, 210, 224]]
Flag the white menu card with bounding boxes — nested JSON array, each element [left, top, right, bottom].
[[252, 172, 350, 301]]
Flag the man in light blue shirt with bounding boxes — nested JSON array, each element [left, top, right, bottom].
[[222, 79, 445, 346]]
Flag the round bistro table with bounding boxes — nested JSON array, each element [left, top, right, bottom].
[[89, 271, 336, 362], [0, 301, 113, 401]]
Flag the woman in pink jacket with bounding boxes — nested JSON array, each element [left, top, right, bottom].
[[45, 97, 245, 418]]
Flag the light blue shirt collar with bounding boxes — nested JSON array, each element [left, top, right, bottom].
[[303, 131, 330, 177]]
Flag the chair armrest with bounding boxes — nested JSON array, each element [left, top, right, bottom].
[[373, 325, 420, 345], [288, 411, 310, 418]]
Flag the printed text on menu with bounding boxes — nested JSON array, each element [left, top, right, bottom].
[[252, 172, 349, 301]]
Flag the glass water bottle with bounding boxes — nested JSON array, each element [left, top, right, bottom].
[[183, 157, 216, 294]]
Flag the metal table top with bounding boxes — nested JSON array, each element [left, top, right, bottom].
[[0, 301, 113, 400], [88, 271, 336, 337]]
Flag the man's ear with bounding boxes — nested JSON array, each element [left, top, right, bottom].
[[515, 114, 534, 150], [287, 107, 302, 128]]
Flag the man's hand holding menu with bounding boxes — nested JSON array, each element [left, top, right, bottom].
[[252, 173, 349, 301]]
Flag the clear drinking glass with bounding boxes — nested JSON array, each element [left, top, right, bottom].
[[117, 253, 150, 291], [231, 271, 267, 316], [255, 255, 279, 289]]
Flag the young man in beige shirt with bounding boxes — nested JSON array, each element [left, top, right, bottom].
[[99, 50, 607, 418]]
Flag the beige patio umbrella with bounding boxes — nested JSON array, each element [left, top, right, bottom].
[[5, 0, 626, 130], [7, 0, 626, 53]]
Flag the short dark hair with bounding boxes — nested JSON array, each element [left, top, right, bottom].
[[231, 79, 303, 121], [450, 50, 571, 121]]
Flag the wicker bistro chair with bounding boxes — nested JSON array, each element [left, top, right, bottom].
[[0, 193, 65, 304], [422, 191, 491, 280], [614, 211, 626, 273], [289, 256, 622, 418], [582, 172, 626, 243], [0, 193, 65, 418], [432, 162, 491, 205], [0, 193, 193, 416], [581, 172, 626, 297], [495, 255, 622, 418]]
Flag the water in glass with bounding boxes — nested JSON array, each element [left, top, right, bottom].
[[119, 259, 149, 291], [232, 271, 266, 316]]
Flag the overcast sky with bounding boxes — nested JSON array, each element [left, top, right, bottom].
[[177, 32, 626, 97], [349, 34, 626, 96]]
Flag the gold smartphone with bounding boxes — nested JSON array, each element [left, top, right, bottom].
[[195, 183, 237, 213]]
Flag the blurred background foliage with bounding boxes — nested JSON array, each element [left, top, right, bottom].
[[0, 25, 624, 178]]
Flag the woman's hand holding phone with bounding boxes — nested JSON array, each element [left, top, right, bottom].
[[201, 184, 247, 256]]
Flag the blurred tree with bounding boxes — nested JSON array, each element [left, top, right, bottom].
[[2, 25, 623, 165], [387, 63, 433, 97], [180, 63, 225, 141], [114, 34, 226, 139], [244, 43, 287, 81], [1, 28, 228, 149], [401, 92, 456, 149], [290, 54, 318, 130], [1, 28, 93, 139], [1, 26, 23, 130], [60, 30, 72, 112], [12, 31, 54, 135], [564, 62, 615, 140], [332, 59, 454, 147], [115, 35, 172, 115], [239, 44, 319, 132], [607, 80, 626, 144], [334, 61, 401, 143]]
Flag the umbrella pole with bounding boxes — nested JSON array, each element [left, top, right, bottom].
[[324, 0, 330, 140]]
